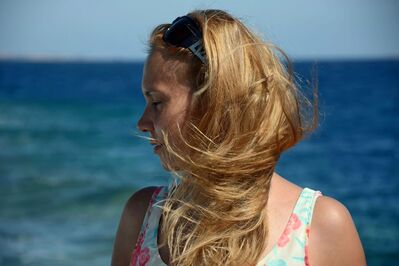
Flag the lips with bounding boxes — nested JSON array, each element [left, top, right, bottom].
[[154, 144, 163, 151], [153, 143, 163, 153], [150, 138, 163, 153]]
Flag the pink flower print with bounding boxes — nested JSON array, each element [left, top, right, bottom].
[[304, 226, 310, 266], [277, 227, 291, 247], [131, 246, 140, 264], [131, 246, 140, 266], [138, 247, 150, 266], [277, 213, 302, 247], [131, 231, 147, 266], [287, 213, 301, 230]]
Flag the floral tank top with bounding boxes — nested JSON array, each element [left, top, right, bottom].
[[131, 185, 323, 266]]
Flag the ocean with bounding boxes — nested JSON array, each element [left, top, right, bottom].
[[0, 59, 398, 265]]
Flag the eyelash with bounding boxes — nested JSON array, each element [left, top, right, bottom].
[[151, 101, 161, 108]]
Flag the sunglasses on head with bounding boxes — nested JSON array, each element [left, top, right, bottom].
[[162, 16, 206, 64]]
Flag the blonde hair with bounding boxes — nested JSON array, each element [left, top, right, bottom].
[[146, 9, 318, 266]]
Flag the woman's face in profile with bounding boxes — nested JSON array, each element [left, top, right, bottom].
[[137, 49, 194, 166]]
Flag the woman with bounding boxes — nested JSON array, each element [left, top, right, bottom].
[[112, 9, 366, 266]]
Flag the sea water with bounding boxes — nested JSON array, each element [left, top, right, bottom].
[[0, 59, 398, 265]]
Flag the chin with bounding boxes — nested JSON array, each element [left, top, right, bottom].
[[157, 143, 185, 172], [159, 155, 182, 172], [161, 161, 181, 172]]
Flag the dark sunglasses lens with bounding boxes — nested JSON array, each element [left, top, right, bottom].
[[164, 17, 200, 48]]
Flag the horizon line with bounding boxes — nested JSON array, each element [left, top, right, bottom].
[[1, 53, 398, 63]]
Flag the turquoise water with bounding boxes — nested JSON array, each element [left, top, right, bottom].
[[0, 101, 170, 266], [0, 60, 398, 265]]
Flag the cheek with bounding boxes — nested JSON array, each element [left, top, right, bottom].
[[154, 100, 190, 137], [154, 111, 186, 134]]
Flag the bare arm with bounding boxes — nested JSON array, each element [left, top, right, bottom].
[[111, 186, 157, 266], [309, 196, 367, 266]]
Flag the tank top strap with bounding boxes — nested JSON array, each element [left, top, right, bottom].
[[285, 187, 323, 265], [258, 187, 323, 266], [142, 186, 168, 242], [131, 186, 169, 266], [292, 187, 323, 226], [136, 186, 164, 236]]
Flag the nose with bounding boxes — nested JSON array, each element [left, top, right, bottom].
[[137, 106, 154, 133]]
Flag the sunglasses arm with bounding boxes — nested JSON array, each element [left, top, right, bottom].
[[188, 40, 206, 64]]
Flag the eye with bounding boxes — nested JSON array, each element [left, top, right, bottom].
[[151, 101, 162, 109]]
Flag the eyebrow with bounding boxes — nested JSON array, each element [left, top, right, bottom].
[[143, 88, 167, 98]]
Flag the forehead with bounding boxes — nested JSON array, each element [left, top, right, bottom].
[[142, 50, 194, 95]]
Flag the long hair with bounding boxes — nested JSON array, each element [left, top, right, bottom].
[[145, 9, 318, 265]]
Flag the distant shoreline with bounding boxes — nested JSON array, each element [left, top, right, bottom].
[[0, 56, 143, 64], [0, 55, 398, 64]]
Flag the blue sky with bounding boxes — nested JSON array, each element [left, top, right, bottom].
[[0, 0, 398, 60]]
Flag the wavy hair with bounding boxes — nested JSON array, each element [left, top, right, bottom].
[[145, 9, 318, 266]]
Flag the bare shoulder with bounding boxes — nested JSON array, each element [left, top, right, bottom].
[[111, 186, 159, 266], [124, 186, 159, 217], [309, 195, 367, 266]]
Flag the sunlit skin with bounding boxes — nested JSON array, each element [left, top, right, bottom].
[[137, 49, 195, 169]]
